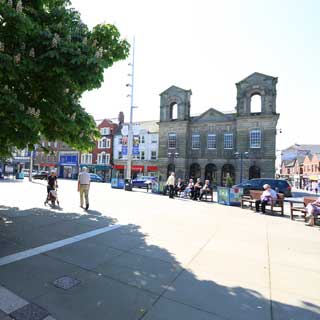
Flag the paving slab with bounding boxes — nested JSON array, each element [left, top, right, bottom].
[[87, 229, 146, 251], [94, 252, 182, 294], [10, 303, 49, 320], [163, 270, 271, 320], [47, 240, 124, 270], [271, 290, 320, 320], [0, 254, 84, 300], [143, 297, 223, 320], [188, 250, 269, 289], [0, 236, 25, 258], [0, 286, 28, 314], [33, 272, 157, 320]]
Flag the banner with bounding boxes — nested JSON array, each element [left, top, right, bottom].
[[121, 136, 128, 156], [132, 135, 140, 156]]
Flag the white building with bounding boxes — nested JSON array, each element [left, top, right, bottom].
[[113, 121, 159, 178]]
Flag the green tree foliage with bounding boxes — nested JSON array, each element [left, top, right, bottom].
[[225, 174, 233, 187], [0, 0, 130, 156]]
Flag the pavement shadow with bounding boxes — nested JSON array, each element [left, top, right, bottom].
[[0, 205, 319, 320]]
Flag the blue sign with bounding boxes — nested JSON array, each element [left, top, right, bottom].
[[59, 155, 78, 166], [122, 146, 128, 156], [132, 145, 139, 156]]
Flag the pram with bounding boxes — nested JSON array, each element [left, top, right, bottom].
[[44, 186, 60, 207]]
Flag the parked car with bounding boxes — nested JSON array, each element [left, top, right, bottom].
[[233, 178, 292, 197], [22, 169, 37, 177], [132, 176, 157, 188], [33, 171, 49, 180], [89, 173, 103, 182]]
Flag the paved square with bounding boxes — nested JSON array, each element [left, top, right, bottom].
[[0, 180, 320, 320]]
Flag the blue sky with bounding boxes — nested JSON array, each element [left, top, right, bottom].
[[71, 0, 320, 150]]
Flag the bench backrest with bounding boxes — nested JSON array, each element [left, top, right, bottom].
[[249, 190, 284, 202], [304, 196, 318, 206], [249, 190, 263, 200]]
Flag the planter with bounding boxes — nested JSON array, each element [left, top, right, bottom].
[[217, 187, 243, 206]]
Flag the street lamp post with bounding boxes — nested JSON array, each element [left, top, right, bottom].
[[167, 152, 179, 174], [234, 151, 249, 183], [125, 37, 135, 184]]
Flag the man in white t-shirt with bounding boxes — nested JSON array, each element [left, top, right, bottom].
[[78, 167, 91, 210]]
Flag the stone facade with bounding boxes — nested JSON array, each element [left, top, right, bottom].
[[158, 72, 280, 185]]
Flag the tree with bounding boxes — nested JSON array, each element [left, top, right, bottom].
[[226, 174, 233, 188], [0, 0, 130, 157]]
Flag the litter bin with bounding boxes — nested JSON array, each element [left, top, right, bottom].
[[124, 179, 133, 191]]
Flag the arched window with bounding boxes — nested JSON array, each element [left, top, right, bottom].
[[170, 103, 178, 120], [250, 94, 262, 113], [205, 164, 217, 183], [249, 166, 261, 179], [189, 163, 201, 180]]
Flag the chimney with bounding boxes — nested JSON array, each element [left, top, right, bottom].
[[118, 111, 124, 124]]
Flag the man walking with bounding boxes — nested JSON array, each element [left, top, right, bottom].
[[166, 172, 175, 199], [78, 167, 91, 210]]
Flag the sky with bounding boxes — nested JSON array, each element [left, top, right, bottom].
[[71, 0, 320, 151]]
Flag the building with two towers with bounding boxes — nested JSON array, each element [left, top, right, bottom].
[[157, 72, 280, 185]]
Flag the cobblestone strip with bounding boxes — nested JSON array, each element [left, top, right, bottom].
[[0, 285, 56, 320]]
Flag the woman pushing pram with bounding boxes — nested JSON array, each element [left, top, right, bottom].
[[44, 170, 59, 207]]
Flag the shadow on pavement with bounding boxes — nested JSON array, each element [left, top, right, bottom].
[[0, 204, 319, 320]]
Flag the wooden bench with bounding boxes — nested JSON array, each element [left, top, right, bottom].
[[200, 189, 214, 202], [241, 190, 262, 209], [290, 196, 318, 221], [241, 190, 284, 215]]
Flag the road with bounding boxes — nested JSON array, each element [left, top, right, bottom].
[[0, 179, 319, 320]]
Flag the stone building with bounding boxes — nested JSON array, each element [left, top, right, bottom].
[[158, 72, 280, 185]]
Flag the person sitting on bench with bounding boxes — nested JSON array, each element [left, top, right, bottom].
[[305, 197, 320, 226], [199, 180, 212, 200], [255, 184, 277, 213]]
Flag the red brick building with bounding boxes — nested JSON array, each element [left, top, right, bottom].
[[80, 119, 118, 182]]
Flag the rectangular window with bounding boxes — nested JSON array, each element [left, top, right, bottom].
[[118, 151, 122, 159], [224, 133, 233, 149], [81, 154, 92, 164], [118, 136, 122, 144], [151, 151, 157, 160], [168, 133, 176, 149], [250, 130, 261, 148], [100, 128, 110, 135], [106, 139, 111, 149], [140, 151, 145, 160], [207, 134, 216, 149], [106, 153, 110, 164], [141, 136, 145, 144], [151, 135, 157, 143], [191, 134, 200, 149]]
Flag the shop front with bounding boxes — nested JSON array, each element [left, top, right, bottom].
[[131, 165, 144, 179], [40, 163, 57, 172], [146, 165, 158, 177], [95, 165, 113, 182], [58, 154, 79, 179], [111, 164, 125, 189]]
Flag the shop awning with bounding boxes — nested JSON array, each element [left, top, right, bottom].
[[95, 165, 112, 170], [114, 165, 125, 170], [132, 165, 144, 172], [147, 166, 158, 171], [80, 164, 95, 168], [40, 163, 56, 167], [308, 175, 319, 181]]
